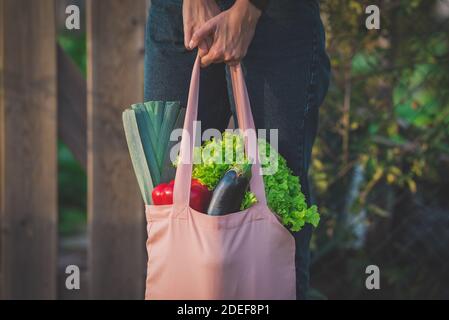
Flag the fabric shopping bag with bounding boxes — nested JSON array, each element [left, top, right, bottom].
[[145, 56, 296, 300]]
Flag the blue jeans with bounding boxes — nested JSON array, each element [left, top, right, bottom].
[[144, 0, 330, 299]]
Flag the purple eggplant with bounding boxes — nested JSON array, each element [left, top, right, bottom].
[[207, 163, 252, 216]]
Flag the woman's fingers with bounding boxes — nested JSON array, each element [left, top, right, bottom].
[[198, 40, 210, 57], [182, 0, 221, 50], [184, 26, 193, 50], [182, 3, 193, 50], [189, 18, 217, 49], [201, 45, 224, 67]]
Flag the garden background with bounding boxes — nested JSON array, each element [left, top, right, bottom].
[[56, 0, 449, 299]]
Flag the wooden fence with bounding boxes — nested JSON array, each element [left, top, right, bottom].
[[0, 0, 149, 299]]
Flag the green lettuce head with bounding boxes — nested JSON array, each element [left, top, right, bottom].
[[190, 132, 320, 231]]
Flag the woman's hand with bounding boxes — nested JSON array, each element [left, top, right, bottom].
[[188, 0, 262, 67], [183, 0, 221, 55]]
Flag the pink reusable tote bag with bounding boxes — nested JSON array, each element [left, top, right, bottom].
[[145, 56, 296, 300]]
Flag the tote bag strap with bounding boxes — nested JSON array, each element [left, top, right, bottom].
[[173, 55, 267, 212]]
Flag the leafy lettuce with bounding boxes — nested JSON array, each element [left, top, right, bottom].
[[191, 132, 320, 232]]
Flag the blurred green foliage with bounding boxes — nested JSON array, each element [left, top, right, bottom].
[[58, 33, 87, 236], [310, 0, 449, 299], [59, 32, 87, 76]]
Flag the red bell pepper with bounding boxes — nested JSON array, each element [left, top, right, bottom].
[[152, 179, 211, 212], [151, 180, 174, 206]]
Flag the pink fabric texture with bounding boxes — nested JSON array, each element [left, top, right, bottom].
[[145, 56, 296, 300]]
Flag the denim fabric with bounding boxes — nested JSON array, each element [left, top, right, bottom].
[[144, 0, 330, 300]]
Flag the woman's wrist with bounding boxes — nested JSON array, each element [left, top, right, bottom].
[[233, 0, 262, 24]]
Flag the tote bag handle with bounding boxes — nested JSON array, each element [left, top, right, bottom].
[[173, 55, 267, 210]]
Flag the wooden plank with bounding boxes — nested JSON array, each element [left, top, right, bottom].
[[57, 45, 87, 168], [0, 0, 57, 299], [87, 0, 147, 299], [0, 0, 4, 298]]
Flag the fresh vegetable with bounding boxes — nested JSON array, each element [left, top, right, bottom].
[[152, 179, 212, 212], [132, 103, 161, 184], [189, 179, 213, 213], [152, 180, 174, 206], [207, 163, 252, 216], [258, 142, 320, 231], [190, 132, 320, 231], [123, 101, 185, 204], [123, 109, 153, 204]]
